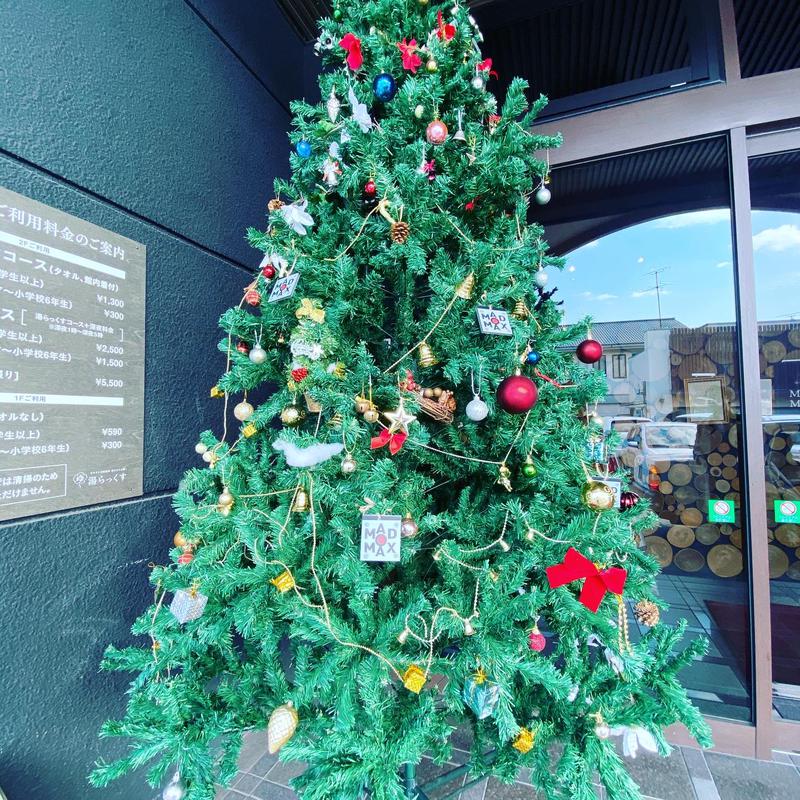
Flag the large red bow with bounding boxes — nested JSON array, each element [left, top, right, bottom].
[[477, 58, 499, 78], [370, 428, 407, 455], [546, 547, 627, 613], [397, 38, 422, 74], [339, 33, 363, 71]]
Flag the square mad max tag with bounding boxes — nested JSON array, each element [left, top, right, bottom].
[[360, 514, 402, 562]]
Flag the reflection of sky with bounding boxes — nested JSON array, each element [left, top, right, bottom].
[[556, 209, 800, 328]]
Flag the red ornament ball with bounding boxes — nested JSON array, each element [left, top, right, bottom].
[[426, 119, 449, 145], [528, 627, 546, 652], [364, 179, 377, 197], [496, 374, 538, 414], [236, 341, 250, 355], [261, 264, 276, 279], [576, 338, 603, 364], [291, 366, 309, 383], [244, 288, 261, 306], [178, 552, 194, 565], [620, 491, 640, 511]]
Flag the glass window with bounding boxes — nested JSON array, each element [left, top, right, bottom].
[[748, 147, 800, 722], [550, 137, 752, 721]]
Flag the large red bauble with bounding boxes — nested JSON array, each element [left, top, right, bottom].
[[496, 374, 538, 414], [576, 339, 603, 364]]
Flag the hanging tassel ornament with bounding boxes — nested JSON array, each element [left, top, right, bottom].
[[267, 702, 299, 754]]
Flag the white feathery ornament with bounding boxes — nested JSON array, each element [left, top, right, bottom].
[[267, 702, 299, 754], [610, 725, 658, 759], [272, 438, 344, 467], [280, 200, 315, 236], [348, 87, 373, 133], [326, 88, 341, 122]]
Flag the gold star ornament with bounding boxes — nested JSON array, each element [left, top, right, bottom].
[[383, 397, 417, 435]]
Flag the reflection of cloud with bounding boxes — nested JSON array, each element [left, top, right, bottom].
[[753, 224, 800, 252], [631, 288, 672, 298], [716, 260, 731, 268], [651, 209, 730, 228], [567, 265, 576, 272]]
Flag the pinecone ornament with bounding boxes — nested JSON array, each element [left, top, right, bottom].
[[268, 198, 285, 212], [634, 600, 660, 627], [390, 220, 410, 244]]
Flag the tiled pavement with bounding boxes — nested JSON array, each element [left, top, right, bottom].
[[216, 730, 800, 800]]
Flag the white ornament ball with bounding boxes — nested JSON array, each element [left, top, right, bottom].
[[534, 269, 549, 288], [249, 345, 267, 364], [162, 777, 187, 800], [466, 395, 489, 422], [341, 455, 357, 475], [535, 186, 552, 205], [472, 75, 486, 90], [202, 451, 213, 463], [194, 442, 208, 454], [595, 723, 611, 740], [414, 104, 425, 119], [234, 401, 254, 421]]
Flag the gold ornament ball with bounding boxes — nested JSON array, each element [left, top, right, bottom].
[[341, 455, 357, 475], [234, 401, 254, 421], [426, 58, 438, 73], [174, 530, 188, 548], [499, 465, 512, 479], [401, 514, 419, 538], [280, 405, 305, 427], [355, 397, 371, 414], [364, 408, 380, 424], [581, 481, 615, 511], [419, 0, 429, 5], [414, 104, 425, 119], [423, 388, 435, 398]]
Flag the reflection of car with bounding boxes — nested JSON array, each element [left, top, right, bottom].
[[620, 422, 698, 489], [603, 416, 652, 454]]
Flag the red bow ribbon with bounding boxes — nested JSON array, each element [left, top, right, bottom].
[[546, 547, 627, 613], [339, 33, 363, 71], [477, 58, 498, 78], [370, 428, 407, 455], [397, 38, 422, 74], [436, 11, 456, 41]]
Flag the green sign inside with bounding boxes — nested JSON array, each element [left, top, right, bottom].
[[774, 499, 800, 524], [708, 499, 735, 523]]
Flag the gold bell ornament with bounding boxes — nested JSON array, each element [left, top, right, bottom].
[[417, 341, 438, 368], [291, 487, 309, 513], [456, 272, 475, 299], [267, 702, 299, 754], [512, 299, 530, 320]]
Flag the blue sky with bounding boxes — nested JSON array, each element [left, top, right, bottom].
[[556, 209, 800, 328]]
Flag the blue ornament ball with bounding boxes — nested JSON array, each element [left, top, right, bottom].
[[372, 73, 398, 102], [295, 140, 312, 158], [526, 350, 541, 365]]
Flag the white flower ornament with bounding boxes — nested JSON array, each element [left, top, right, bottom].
[[280, 199, 315, 236]]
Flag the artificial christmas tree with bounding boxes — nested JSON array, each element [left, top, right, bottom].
[[91, 2, 711, 799]]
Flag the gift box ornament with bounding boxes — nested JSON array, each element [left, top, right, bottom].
[[462, 669, 500, 720], [403, 664, 426, 694], [170, 588, 208, 624]]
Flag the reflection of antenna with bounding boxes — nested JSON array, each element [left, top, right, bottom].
[[643, 268, 671, 327]]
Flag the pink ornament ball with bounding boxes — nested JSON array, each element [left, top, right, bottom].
[[528, 628, 546, 652], [496, 374, 538, 414], [426, 119, 449, 145], [576, 338, 603, 364]]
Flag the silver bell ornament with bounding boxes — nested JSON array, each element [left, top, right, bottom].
[[535, 185, 552, 205], [466, 394, 489, 422], [234, 401, 254, 421], [534, 269, 549, 288], [162, 773, 187, 800], [249, 345, 267, 364]]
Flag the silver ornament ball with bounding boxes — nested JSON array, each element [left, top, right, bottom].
[[535, 186, 552, 205], [202, 451, 214, 463], [534, 269, 549, 288], [249, 345, 267, 364], [595, 723, 611, 740], [466, 395, 489, 422], [341, 455, 357, 475], [162, 777, 187, 800], [234, 401, 254, 421], [194, 442, 208, 454], [472, 75, 486, 90]]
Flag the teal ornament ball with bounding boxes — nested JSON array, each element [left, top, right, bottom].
[[462, 673, 500, 720], [296, 140, 312, 158], [372, 73, 398, 102]]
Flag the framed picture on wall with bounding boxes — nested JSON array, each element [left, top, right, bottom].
[[684, 377, 727, 422]]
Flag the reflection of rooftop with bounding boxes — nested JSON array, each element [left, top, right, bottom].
[[561, 317, 686, 347]]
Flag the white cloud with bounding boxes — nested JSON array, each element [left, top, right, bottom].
[[651, 209, 730, 229], [596, 293, 617, 301], [753, 224, 800, 252], [716, 260, 731, 269], [631, 288, 672, 299], [567, 265, 576, 272], [637, 256, 645, 264]]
